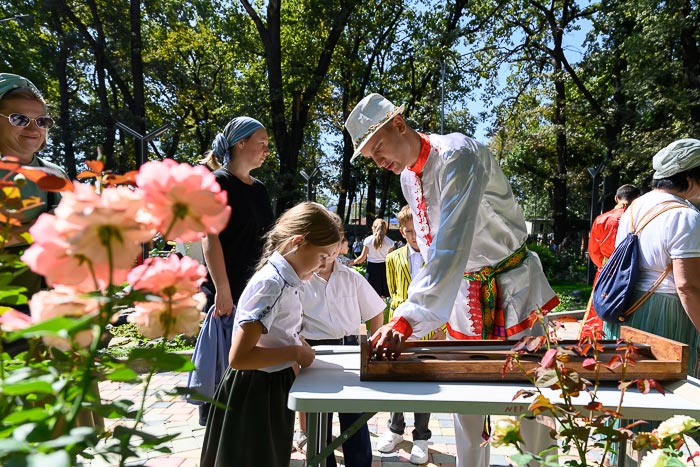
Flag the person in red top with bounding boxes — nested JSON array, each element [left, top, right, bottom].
[[580, 184, 641, 338]]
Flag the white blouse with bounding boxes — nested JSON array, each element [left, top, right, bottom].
[[234, 251, 304, 373], [362, 235, 394, 263]]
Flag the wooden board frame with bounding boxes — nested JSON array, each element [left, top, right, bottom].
[[359, 326, 688, 382]]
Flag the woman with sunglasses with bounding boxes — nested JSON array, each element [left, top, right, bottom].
[[0, 73, 69, 314]]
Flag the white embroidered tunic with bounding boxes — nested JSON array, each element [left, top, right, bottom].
[[392, 133, 558, 339]]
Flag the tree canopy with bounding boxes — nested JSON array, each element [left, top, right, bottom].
[[1, 0, 698, 238]]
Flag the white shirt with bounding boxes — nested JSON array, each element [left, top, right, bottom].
[[234, 251, 304, 373], [615, 191, 700, 294], [300, 259, 386, 340], [408, 246, 423, 276], [395, 133, 557, 339], [363, 236, 394, 263]]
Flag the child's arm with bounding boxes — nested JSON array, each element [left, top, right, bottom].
[[229, 321, 315, 370]]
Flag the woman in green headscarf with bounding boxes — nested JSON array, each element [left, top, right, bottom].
[[0, 73, 70, 307]]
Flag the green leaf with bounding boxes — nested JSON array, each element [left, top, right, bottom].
[[1, 379, 54, 396], [509, 452, 534, 466], [127, 347, 194, 372], [6, 315, 92, 342], [3, 408, 48, 425], [106, 367, 139, 382], [0, 438, 29, 454]]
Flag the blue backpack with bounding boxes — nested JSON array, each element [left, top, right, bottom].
[[593, 200, 687, 323]]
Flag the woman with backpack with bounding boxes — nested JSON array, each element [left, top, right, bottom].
[[604, 139, 700, 380]]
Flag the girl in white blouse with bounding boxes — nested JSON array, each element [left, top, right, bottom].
[[200, 202, 340, 467]]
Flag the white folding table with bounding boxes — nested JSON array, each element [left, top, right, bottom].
[[288, 346, 700, 467]]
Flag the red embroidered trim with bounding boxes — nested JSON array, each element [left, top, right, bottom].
[[407, 133, 431, 175], [389, 316, 413, 337], [408, 133, 433, 246]]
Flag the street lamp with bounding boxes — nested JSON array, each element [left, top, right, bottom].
[[115, 122, 169, 169], [300, 166, 320, 201], [115, 121, 169, 263], [587, 161, 606, 285], [440, 60, 446, 134]]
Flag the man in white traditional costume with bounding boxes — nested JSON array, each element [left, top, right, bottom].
[[345, 93, 559, 467]]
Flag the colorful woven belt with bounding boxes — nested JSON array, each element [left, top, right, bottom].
[[463, 243, 529, 339]]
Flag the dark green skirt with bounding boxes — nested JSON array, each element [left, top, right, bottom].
[[604, 291, 699, 378], [200, 366, 296, 467]]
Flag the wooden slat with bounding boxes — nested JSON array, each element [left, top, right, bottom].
[[360, 326, 688, 382]]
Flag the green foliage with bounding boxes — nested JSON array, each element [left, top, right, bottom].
[[528, 241, 588, 284]]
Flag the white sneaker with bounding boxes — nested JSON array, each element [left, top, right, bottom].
[[409, 439, 429, 465], [376, 430, 404, 453]]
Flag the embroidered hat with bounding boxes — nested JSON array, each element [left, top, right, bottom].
[[344, 93, 405, 162], [652, 139, 700, 179], [0, 73, 41, 102]]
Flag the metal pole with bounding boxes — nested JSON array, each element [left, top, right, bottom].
[[440, 60, 446, 134], [587, 162, 606, 285]]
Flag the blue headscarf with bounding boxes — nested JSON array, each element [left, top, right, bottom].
[[211, 117, 265, 166]]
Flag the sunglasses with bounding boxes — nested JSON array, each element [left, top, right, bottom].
[[0, 113, 55, 129]]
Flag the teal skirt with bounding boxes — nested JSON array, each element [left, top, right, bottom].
[[604, 291, 699, 378]]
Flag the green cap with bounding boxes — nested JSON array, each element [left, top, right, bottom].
[[653, 139, 700, 179], [0, 73, 40, 102]]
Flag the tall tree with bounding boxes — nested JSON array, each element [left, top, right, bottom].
[[240, 0, 361, 214]]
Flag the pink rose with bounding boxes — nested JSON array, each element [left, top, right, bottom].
[[57, 185, 154, 270], [29, 287, 101, 350], [0, 309, 32, 332], [136, 160, 231, 242], [128, 293, 206, 339], [23, 184, 154, 291], [22, 214, 129, 292], [127, 254, 206, 300]]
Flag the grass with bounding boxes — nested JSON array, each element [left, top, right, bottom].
[[101, 323, 196, 359], [550, 281, 592, 312]]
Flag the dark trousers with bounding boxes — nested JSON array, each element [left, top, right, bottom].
[[306, 336, 371, 467], [388, 412, 432, 441]]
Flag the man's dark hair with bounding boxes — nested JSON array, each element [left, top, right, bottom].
[[651, 166, 700, 191], [615, 184, 641, 202]]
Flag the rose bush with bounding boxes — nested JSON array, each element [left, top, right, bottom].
[[0, 158, 229, 466], [495, 311, 700, 467]]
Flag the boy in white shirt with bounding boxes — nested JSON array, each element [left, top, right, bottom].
[[299, 232, 385, 467]]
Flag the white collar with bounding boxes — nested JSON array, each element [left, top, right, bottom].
[[267, 251, 302, 287]]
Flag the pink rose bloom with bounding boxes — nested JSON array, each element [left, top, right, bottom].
[[22, 214, 129, 291], [127, 254, 206, 300], [128, 292, 206, 339], [0, 309, 32, 332], [29, 287, 101, 350], [136, 160, 231, 242], [56, 184, 154, 270]]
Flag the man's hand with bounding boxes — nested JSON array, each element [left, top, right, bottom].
[[369, 324, 406, 360]]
